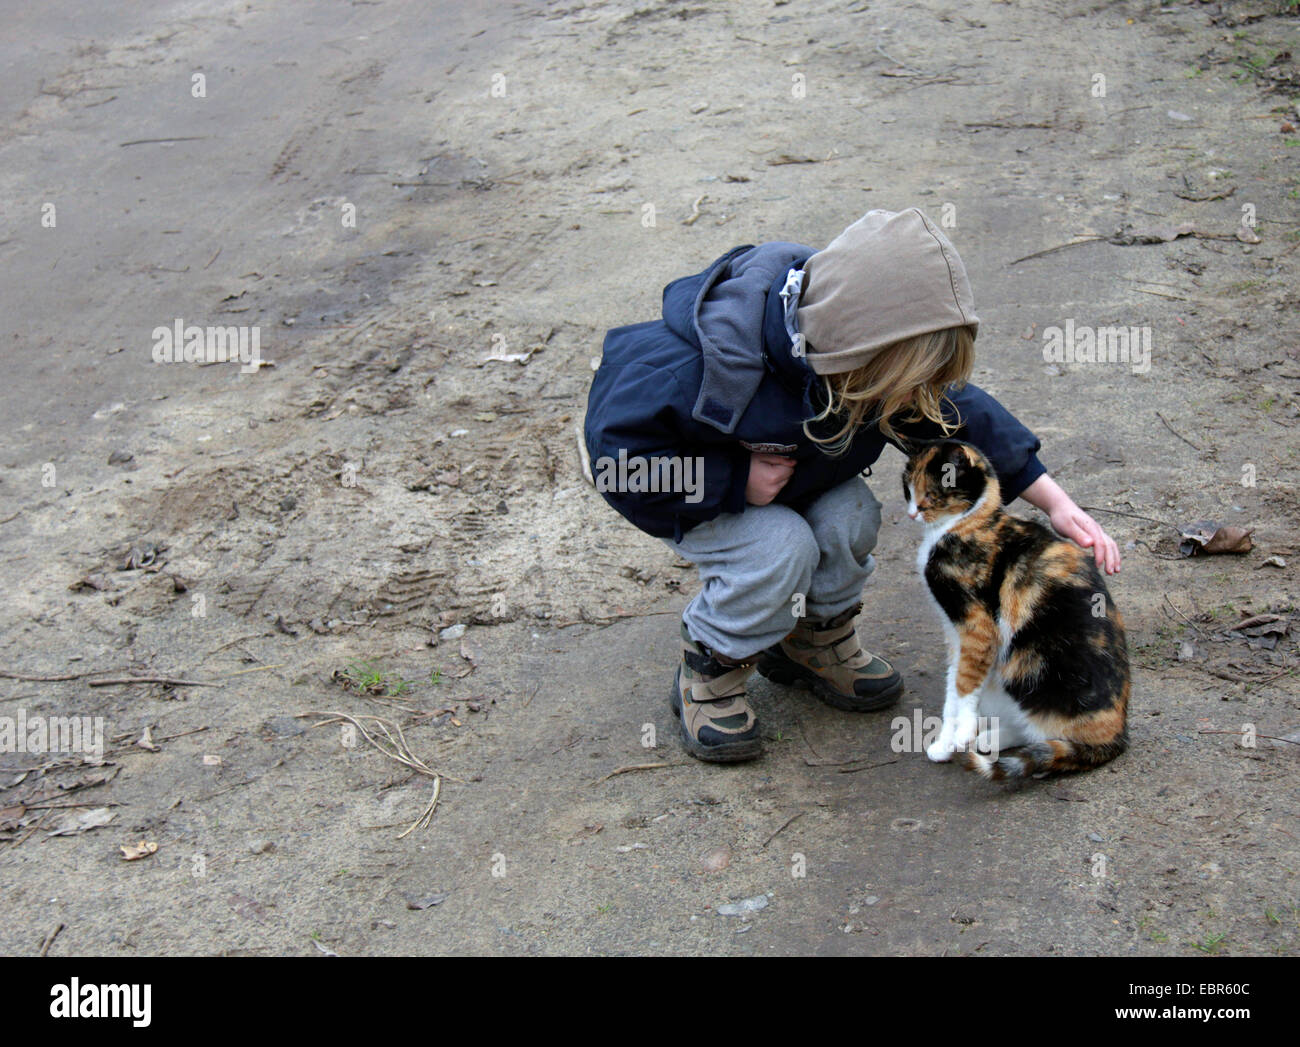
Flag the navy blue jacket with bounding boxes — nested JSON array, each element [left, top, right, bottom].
[[584, 243, 1046, 541]]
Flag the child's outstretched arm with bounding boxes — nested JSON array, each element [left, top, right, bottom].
[[1018, 474, 1121, 575], [888, 382, 1121, 574]]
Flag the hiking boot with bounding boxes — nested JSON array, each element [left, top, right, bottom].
[[671, 622, 763, 763], [757, 603, 903, 712]]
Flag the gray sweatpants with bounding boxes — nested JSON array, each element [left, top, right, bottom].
[[663, 476, 882, 661]]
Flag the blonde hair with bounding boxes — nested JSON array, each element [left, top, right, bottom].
[[803, 325, 976, 455]]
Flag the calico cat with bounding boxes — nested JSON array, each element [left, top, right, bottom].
[[901, 440, 1129, 780]]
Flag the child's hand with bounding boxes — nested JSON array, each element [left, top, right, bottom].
[[1019, 473, 1121, 574], [745, 452, 797, 506], [1048, 503, 1122, 575]]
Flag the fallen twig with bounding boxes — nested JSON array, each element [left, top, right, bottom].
[[1198, 729, 1299, 747], [206, 633, 271, 656], [1155, 411, 1201, 451], [0, 667, 130, 683], [838, 757, 900, 775], [1078, 505, 1175, 528], [222, 664, 285, 677], [12, 810, 50, 848], [761, 810, 804, 848], [298, 711, 463, 836], [553, 609, 680, 629], [1007, 237, 1105, 266], [88, 676, 220, 688], [1162, 594, 1205, 637], [396, 778, 441, 839], [39, 923, 65, 957], [591, 762, 670, 785], [119, 136, 207, 147]]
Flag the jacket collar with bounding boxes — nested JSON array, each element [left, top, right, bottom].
[[762, 264, 816, 390]]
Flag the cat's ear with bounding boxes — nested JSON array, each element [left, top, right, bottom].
[[941, 441, 972, 471]]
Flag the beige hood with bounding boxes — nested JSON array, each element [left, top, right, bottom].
[[797, 207, 980, 375]]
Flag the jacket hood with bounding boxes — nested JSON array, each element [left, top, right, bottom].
[[662, 241, 813, 434], [797, 208, 979, 375]]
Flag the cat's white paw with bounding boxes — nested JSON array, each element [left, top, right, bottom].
[[926, 738, 955, 762], [951, 713, 979, 752]]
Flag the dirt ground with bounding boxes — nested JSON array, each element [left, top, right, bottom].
[[0, 0, 1297, 956]]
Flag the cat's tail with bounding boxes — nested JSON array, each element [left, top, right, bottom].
[[962, 736, 1127, 780]]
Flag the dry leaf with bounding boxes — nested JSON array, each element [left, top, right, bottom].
[[120, 840, 158, 861], [202, 754, 222, 766], [0, 804, 26, 831], [46, 806, 115, 837], [1178, 520, 1254, 557]]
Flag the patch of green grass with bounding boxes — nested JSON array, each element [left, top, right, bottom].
[[1189, 931, 1228, 954], [430, 669, 442, 686], [337, 659, 416, 697]]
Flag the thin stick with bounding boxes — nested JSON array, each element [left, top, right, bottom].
[[1202, 666, 1295, 687], [397, 778, 442, 839], [88, 676, 219, 688], [591, 762, 670, 785], [222, 663, 284, 677], [206, 633, 269, 656], [761, 810, 804, 848], [1198, 730, 1299, 747], [1078, 505, 1174, 528], [838, 757, 900, 774], [119, 136, 207, 147], [1007, 237, 1104, 266], [553, 609, 679, 629], [1162, 594, 1204, 635], [39, 923, 65, 957], [0, 668, 130, 682], [12, 810, 50, 848], [156, 726, 210, 743], [299, 711, 465, 783], [1155, 411, 1201, 451]]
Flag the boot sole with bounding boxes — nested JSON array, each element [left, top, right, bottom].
[[756, 655, 903, 712], [670, 667, 763, 763]]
